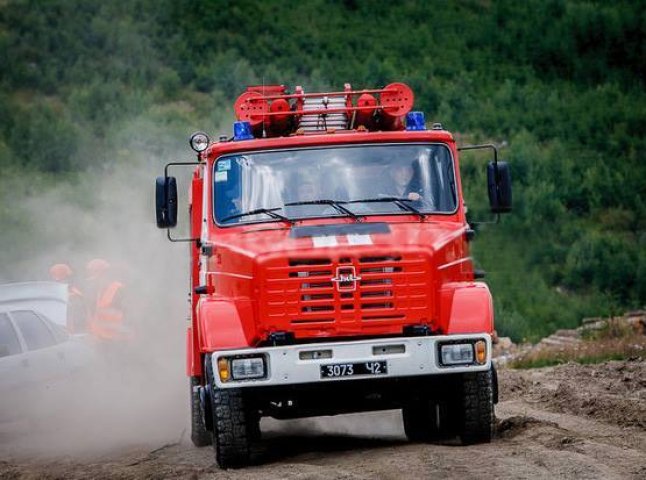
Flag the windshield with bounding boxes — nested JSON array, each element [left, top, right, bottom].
[[213, 144, 457, 225]]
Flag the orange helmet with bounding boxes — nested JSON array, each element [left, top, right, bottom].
[[86, 258, 110, 278], [49, 263, 73, 282]]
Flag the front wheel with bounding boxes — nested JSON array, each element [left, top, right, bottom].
[[457, 369, 495, 444], [205, 355, 259, 469]]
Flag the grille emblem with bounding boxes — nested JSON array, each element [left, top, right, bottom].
[[331, 266, 361, 291]]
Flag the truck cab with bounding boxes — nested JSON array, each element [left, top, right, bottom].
[[156, 83, 511, 468]]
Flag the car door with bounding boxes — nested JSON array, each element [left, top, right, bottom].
[[37, 312, 89, 375], [0, 312, 26, 395], [10, 310, 66, 388]]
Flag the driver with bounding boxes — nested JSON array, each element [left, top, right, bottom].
[[285, 174, 323, 217], [296, 177, 319, 202], [374, 160, 436, 213], [387, 163, 422, 201]]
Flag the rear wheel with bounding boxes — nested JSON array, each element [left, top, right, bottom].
[[190, 376, 211, 447], [456, 369, 495, 444], [402, 399, 451, 442], [205, 355, 259, 469]]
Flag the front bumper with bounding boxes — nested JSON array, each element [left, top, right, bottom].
[[211, 334, 491, 389]]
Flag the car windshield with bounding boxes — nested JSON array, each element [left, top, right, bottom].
[[213, 144, 457, 225]]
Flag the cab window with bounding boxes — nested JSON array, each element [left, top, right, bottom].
[[213, 143, 457, 225]]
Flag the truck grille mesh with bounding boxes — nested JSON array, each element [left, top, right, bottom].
[[260, 253, 430, 335]]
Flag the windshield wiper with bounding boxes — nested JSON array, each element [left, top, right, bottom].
[[284, 199, 362, 222], [221, 207, 293, 224], [347, 197, 426, 220]]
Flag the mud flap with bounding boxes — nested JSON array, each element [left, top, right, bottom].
[[492, 365, 499, 405], [199, 384, 213, 431]]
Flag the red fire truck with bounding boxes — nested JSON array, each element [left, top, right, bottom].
[[155, 83, 512, 468]]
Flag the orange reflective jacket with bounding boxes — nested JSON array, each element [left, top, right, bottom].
[[66, 286, 85, 334], [89, 281, 131, 341]]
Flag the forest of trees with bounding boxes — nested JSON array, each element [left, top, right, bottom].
[[0, 0, 644, 341]]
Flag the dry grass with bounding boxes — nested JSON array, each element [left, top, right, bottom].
[[510, 320, 646, 369]]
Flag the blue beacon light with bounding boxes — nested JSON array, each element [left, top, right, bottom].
[[233, 121, 254, 141], [405, 111, 426, 131]]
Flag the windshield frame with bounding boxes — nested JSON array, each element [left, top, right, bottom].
[[212, 142, 459, 227]]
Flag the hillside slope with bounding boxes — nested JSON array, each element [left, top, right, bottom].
[[0, 0, 644, 340]]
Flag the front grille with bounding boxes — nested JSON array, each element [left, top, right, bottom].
[[260, 252, 431, 335]]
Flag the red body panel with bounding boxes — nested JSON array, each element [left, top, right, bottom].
[[186, 129, 493, 375], [205, 129, 456, 155], [186, 327, 194, 377], [197, 299, 259, 350], [439, 282, 494, 334], [188, 169, 204, 375]]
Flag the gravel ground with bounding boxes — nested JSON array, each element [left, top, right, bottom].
[[1, 359, 645, 479]]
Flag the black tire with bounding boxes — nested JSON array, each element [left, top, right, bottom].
[[190, 376, 212, 447], [205, 355, 259, 469], [457, 369, 495, 445], [402, 399, 450, 442]]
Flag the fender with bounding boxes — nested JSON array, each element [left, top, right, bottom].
[[439, 281, 494, 334], [196, 298, 258, 351]]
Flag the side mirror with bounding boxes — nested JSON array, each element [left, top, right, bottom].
[[487, 161, 512, 213], [156, 176, 178, 228]]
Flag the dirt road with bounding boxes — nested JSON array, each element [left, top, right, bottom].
[[1, 359, 644, 479]]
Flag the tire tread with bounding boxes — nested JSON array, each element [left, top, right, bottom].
[[190, 376, 212, 447], [459, 369, 494, 445], [206, 356, 256, 468]]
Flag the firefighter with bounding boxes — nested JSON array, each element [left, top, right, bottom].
[[85, 258, 132, 343], [389, 163, 421, 200], [296, 177, 319, 202], [284, 173, 322, 217], [382, 160, 435, 209], [49, 263, 86, 333]]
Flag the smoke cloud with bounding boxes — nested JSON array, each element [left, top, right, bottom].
[[0, 117, 405, 463], [0, 124, 194, 458]]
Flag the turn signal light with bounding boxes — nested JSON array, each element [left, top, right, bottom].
[[475, 340, 487, 365], [438, 339, 489, 367], [217, 357, 230, 382]]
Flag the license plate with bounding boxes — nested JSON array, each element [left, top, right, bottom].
[[320, 361, 388, 378]]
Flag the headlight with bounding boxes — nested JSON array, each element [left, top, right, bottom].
[[189, 131, 210, 152], [440, 343, 474, 366], [231, 357, 266, 380]]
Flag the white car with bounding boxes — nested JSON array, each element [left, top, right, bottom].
[[0, 282, 96, 421]]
